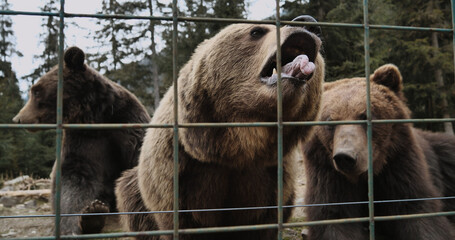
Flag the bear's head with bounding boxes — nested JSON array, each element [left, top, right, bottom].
[[314, 64, 410, 181], [178, 15, 324, 123], [13, 47, 116, 126], [174, 16, 325, 167]]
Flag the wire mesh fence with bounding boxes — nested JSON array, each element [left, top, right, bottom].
[[1, 0, 455, 239]]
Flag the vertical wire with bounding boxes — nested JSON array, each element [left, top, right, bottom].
[[451, 0, 455, 80], [274, 1, 283, 239], [172, 0, 179, 239], [363, 0, 375, 239], [54, 0, 65, 238]]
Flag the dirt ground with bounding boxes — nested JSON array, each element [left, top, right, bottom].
[[1, 203, 54, 238], [0, 203, 123, 238], [1, 202, 305, 240]]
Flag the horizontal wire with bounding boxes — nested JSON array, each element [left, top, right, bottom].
[[0, 10, 452, 33], [2, 118, 455, 130], [4, 211, 455, 240], [2, 196, 454, 219]]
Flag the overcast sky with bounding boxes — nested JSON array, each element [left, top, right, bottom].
[[7, 0, 277, 96]]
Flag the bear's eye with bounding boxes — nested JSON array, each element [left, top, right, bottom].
[[358, 113, 376, 121], [359, 113, 367, 121], [250, 27, 267, 40]]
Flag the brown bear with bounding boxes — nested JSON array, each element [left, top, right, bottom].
[[12, 46, 151, 235], [415, 129, 455, 224], [302, 64, 455, 240], [115, 15, 325, 240]]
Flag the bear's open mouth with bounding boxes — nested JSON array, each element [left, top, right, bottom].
[[260, 32, 317, 86]]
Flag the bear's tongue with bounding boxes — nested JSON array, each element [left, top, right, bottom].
[[263, 54, 315, 86], [282, 54, 315, 79]]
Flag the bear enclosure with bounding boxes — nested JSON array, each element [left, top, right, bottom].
[[1, 0, 455, 239]]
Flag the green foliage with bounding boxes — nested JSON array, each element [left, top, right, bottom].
[[0, 0, 21, 62], [105, 59, 157, 114], [0, 0, 55, 178], [23, 0, 60, 84], [386, 0, 454, 131], [0, 129, 55, 178], [0, 61, 54, 178], [91, 0, 130, 72], [282, 0, 397, 81], [281, 0, 453, 132], [88, 0, 167, 112], [157, 0, 247, 93], [90, 0, 247, 113]]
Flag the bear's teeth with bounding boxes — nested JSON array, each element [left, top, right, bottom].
[[273, 68, 277, 75]]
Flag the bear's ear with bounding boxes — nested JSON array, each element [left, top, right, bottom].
[[370, 64, 402, 94], [64, 46, 86, 71]]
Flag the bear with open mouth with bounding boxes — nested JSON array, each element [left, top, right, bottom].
[[115, 15, 325, 240]]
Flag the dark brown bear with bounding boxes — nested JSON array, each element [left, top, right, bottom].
[[13, 46, 151, 235], [302, 64, 455, 240], [115, 16, 325, 240], [415, 129, 455, 224]]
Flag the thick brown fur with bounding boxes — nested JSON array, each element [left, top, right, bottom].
[[415, 129, 455, 223], [302, 64, 454, 240], [13, 47, 151, 235], [115, 17, 325, 240]]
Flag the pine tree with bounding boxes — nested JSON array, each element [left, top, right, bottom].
[[9, 0, 59, 177], [389, 0, 454, 132], [23, 0, 60, 84], [209, 0, 246, 33], [0, 0, 54, 177], [106, 60, 155, 113], [0, 0, 23, 176], [0, 0, 21, 62], [107, 0, 166, 113], [158, 0, 247, 91], [281, 0, 454, 133], [281, 0, 396, 81], [103, 0, 247, 114], [92, 0, 131, 73], [147, 0, 164, 112]]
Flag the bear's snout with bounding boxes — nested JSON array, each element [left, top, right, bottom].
[[12, 100, 42, 126], [332, 125, 368, 177]]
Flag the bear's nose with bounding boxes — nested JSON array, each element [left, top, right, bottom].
[[333, 152, 356, 172], [291, 15, 321, 37]]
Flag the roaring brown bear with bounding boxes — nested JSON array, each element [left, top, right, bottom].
[[302, 64, 455, 240], [12, 47, 151, 235], [115, 15, 325, 240]]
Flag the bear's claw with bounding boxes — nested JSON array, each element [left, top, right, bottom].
[[79, 199, 109, 234]]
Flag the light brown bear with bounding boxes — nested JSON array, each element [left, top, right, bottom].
[[115, 15, 325, 240], [302, 64, 455, 240]]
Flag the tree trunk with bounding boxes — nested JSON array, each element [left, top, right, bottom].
[[432, 32, 454, 135], [317, 0, 324, 21], [148, 0, 161, 112], [109, 0, 118, 71]]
